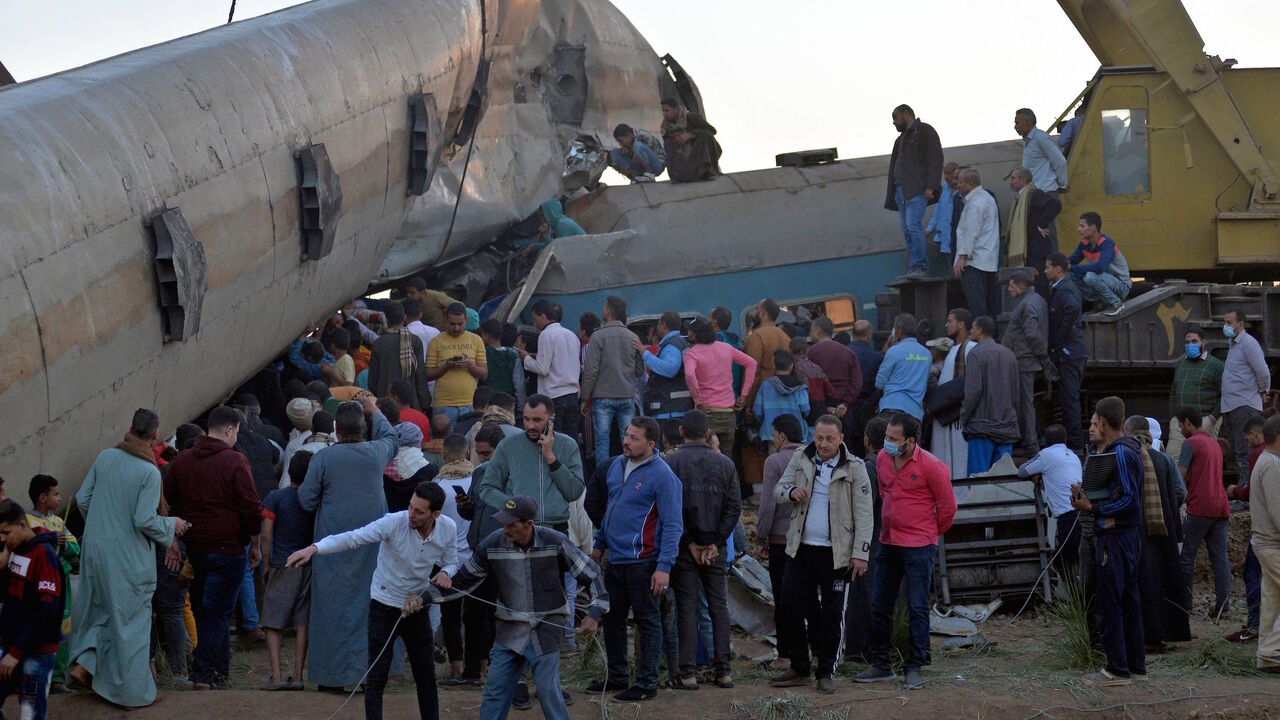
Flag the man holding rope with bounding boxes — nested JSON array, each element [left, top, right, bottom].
[[287, 481, 457, 720], [412, 495, 607, 720]]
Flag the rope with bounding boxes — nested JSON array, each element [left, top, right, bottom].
[[226, 0, 236, 23], [322, 585, 609, 720]]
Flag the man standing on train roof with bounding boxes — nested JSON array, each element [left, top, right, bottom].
[[884, 104, 943, 281]]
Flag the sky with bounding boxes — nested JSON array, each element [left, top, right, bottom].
[[3, 0, 1279, 173]]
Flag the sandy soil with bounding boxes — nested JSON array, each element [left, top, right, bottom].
[[23, 580, 1278, 720]]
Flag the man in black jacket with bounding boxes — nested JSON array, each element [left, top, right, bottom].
[[1045, 253, 1089, 452], [884, 104, 944, 280], [664, 410, 741, 689], [1010, 168, 1063, 300]]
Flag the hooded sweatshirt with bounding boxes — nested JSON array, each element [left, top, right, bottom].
[[2, 529, 65, 659], [752, 374, 811, 442], [164, 436, 263, 555], [540, 199, 586, 239]]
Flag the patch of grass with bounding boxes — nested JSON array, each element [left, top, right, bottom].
[[560, 634, 608, 687], [1151, 637, 1261, 677], [1043, 577, 1104, 670], [731, 694, 851, 720]]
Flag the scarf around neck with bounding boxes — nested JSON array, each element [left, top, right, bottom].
[[1008, 181, 1035, 267], [398, 327, 418, 378]]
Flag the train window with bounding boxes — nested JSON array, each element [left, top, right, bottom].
[[738, 295, 859, 335], [1101, 108, 1150, 196]]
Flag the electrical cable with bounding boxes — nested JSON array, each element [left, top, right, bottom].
[[226, 0, 236, 23], [322, 584, 608, 720]]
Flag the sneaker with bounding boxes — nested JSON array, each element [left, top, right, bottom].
[[1226, 627, 1260, 643], [1130, 671, 1148, 681], [769, 669, 810, 687], [904, 668, 924, 689], [816, 677, 837, 694], [902, 268, 931, 281], [511, 682, 531, 710], [586, 678, 627, 692], [561, 690, 574, 707], [1084, 669, 1131, 686], [612, 685, 657, 702], [853, 666, 897, 683], [1102, 303, 1125, 317]]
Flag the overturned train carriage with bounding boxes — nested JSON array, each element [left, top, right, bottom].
[[0, 0, 676, 503]]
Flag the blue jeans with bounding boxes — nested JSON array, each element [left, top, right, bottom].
[[1079, 271, 1130, 306], [592, 398, 634, 467], [896, 185, 929, 272], [870, 544, 937, 671], [0, 648, 54, 720], [1181, 515, 1232, 615], [966, 438, 1012, 476], [563, 572, 577, 647], [189, 551, 247, 684], [1246, 545, 1262, 631], [481, 642, 567, 720], [237, 547, 259, 632], [604, 560, 662, 690], [438, 405, 473, 424]]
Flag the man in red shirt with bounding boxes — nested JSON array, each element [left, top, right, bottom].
[[1174, 406, 1231, 617], [856, 413, 956, 690]]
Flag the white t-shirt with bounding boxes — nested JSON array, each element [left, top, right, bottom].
[[1017, 443, 1082, 517], [800, 457, 837, 547], [437, 475, 473, 564]]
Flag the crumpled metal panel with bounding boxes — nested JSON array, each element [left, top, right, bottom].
[[376, 0, 668, 281], [296, 143, 343, 261]]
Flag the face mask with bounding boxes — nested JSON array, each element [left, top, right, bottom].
[[1185, 343, 1201, 359], [883, 440, 901, 456], [1223, 324, 1236, 339]]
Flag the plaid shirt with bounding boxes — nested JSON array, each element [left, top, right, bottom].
[[1169, 354, 1224, 415], [426, 526, 608, 655]]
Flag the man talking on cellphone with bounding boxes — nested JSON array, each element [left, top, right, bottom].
[[475, 393, 585, 707]]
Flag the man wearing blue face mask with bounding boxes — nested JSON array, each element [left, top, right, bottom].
[[1221, 310, 1273, 480], [1166, 326, 1224, 461]]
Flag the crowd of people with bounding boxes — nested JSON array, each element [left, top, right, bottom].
[[0, 98, 1276, 720]]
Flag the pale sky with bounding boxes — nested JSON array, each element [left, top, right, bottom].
[[3, 0, 1278, 172]]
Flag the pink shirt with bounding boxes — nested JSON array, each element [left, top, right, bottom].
[[683, 341, 758, 409]]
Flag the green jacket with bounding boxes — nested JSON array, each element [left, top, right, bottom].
[[476, 431, 584, 526]]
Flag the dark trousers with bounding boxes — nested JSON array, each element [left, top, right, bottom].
[[463, 578, 497, 677], [552, 393, 582, 445], [1094, 529, 1145, 678], [672, 549, 731, 676], [767, 543, 820, 661], [189, 551, 246, 685], [1222, 405, 1259, 480], [1054, 510, 1082, 581], [869, 544, 936, 672], [1180, 514, 1232, 615], [1017, 370, 1039, 452], [153, 543, 190, 677], [366, 599, 438, 720], [780, 545, 850, 679], [1054, 355, 1087, 452], [960, 266, 1000, 321], [1246, 545, 1262, 631], [441, 599, 463, 664], [603, 560, 662, 690]]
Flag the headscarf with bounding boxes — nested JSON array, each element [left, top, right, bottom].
[[394, 422, 424, 449], [287, 398, 318, 431]]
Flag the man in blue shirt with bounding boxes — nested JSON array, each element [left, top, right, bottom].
[[609, 124, 665, 183], [874, 314, 931, 420], [925, 161, 962, 255], [639, 312, 692, 445], [1015, 108, 1068, 196]]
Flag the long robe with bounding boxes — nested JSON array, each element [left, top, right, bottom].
[[1139, 449, 1193, 645], [71, 448, 177, 707], [931, 340, 976, 486], [297, 411, 400, 686], [663, 110, 722, 182]]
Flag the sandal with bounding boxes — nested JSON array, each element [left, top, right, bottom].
[[260, 678, 290, 691], [715, 676, 734, 689], [286, 678, 305, 691], [673, 676, 699, 691]]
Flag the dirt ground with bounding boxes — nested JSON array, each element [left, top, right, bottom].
[[23, 578, 1279, 720]]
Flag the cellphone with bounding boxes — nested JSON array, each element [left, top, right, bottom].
[[451, 354, 465, 362], [542, 419, 553, 438], [452, 485, 467, 497]]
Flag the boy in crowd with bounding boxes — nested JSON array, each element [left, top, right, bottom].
[[25, 475, 79, 692], [323, 327, 356, 388], [258, 452, 317, 690], [753, 350, 812, 448], [0, 498, 67, 720]]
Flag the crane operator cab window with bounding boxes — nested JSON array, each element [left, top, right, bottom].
[[1100, 107, 1150, 196]]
